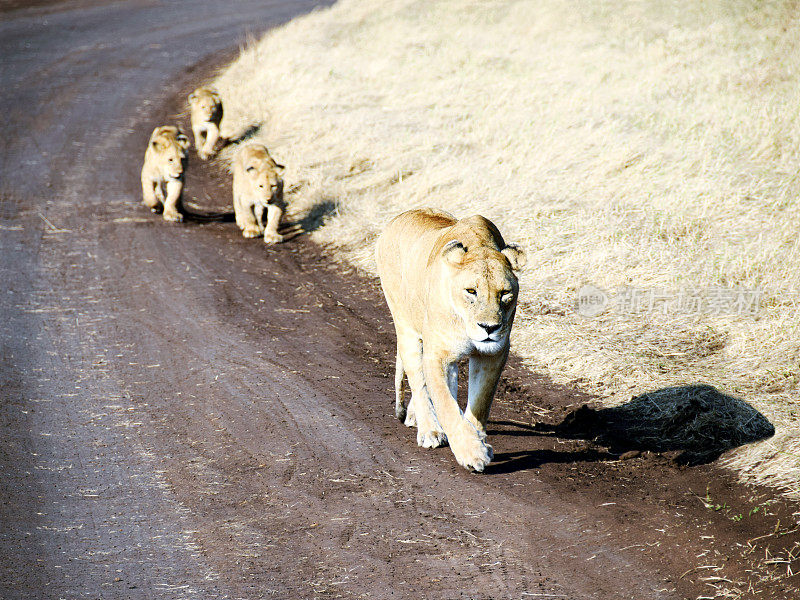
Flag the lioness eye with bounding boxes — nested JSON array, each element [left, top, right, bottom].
[[466, 288, 477, 295]]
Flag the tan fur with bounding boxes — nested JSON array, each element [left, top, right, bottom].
[[188, 87, 222, 160], [375, 208, 526, 471], [140, 125, 190, 222], [231, 143, 285, 244]]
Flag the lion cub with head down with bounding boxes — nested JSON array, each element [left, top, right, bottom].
[[232, 143, 285, 244], [141, 125, 190, 222], [376, 208, 526, 472], [188, 87, 222, 160]]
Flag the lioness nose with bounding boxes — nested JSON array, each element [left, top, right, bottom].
[[479, 322, 501, 335]]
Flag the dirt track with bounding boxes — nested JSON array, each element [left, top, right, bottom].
[[1, 1, 799, 599]]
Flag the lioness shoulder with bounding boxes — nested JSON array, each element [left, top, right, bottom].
[[375, 208, 525, 471], [231, 143, 286, 244], [140, 125, 190, 222], [188, 87, 222, 160]]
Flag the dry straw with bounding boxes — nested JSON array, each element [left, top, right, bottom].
[[214, 0, 800, 500]]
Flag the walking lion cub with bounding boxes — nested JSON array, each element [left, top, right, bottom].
[[140, 125, 190, 222], [375, 209, 526, 472], [231, 143, 285, 244], [188, 87, 222, 160]]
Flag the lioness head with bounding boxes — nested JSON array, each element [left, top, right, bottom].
[[240, 145, 284, 204], [441, 235, 526, 355], [149, 126, 189, 179], [188, 88, 221, 122]]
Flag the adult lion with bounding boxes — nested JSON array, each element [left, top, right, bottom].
[[231, 143, 285, 244], [188, 87, 222, 160], [375, 208, 526, 472], [140, 125, 190, 222]]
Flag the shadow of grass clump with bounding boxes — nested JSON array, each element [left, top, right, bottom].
[[554, 384, 775, 465], [291, 199, 337, 233], [221, 123, 262, 149]]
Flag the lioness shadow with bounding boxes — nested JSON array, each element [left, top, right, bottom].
[[548, 384, 775, 466], [483, 383, 774, 474], [488, 447, 614, 475]]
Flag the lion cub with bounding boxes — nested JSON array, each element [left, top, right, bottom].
[[376, 209, 526, 472], [232, 143, 286, 244], [140, 125, 190, 222], [188, 87, 222, 160]]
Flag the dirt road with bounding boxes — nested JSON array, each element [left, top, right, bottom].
[[1, 2, 798, 599]]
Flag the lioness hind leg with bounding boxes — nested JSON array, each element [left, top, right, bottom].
[[394, 349, 407, 421], [396, 331, 446, 448]]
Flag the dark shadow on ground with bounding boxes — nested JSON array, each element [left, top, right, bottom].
[[181, 208, 236, 223], [488, 447, 613, 475], [547, 384, 775, 465], [284, 199, 338, 234]]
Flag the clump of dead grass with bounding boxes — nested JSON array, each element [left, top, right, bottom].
[[213, 0, 800, 500]]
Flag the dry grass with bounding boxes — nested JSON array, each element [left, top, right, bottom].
[[213, 0, 800, 500]]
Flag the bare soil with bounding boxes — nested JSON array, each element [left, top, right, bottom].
[[1, 2, 798, 599]]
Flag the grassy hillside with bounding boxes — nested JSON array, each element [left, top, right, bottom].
[[213, 0, 800, 498]]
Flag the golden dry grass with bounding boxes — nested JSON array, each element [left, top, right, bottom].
[[213, 0, 800, 499]]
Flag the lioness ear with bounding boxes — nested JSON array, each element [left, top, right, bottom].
[[442, 240, 466, 265], [176, 133, 190, 150], [501, 243, 527, 271]]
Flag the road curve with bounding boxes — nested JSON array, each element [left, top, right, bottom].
[[2, 2, 798, 600]]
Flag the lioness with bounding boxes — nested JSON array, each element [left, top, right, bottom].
[[231, 143, 285, 244], [188, 87, 222, 160], [375, 209, 526, 471], [140, 125, 190, 222]]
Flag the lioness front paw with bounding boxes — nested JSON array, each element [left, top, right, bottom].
[[263, 231, 284, 245], [242, 226, 261, 238], [162, 210, 183, 223], [417, 428, 447, 449], [449, 422, 493, 472]]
